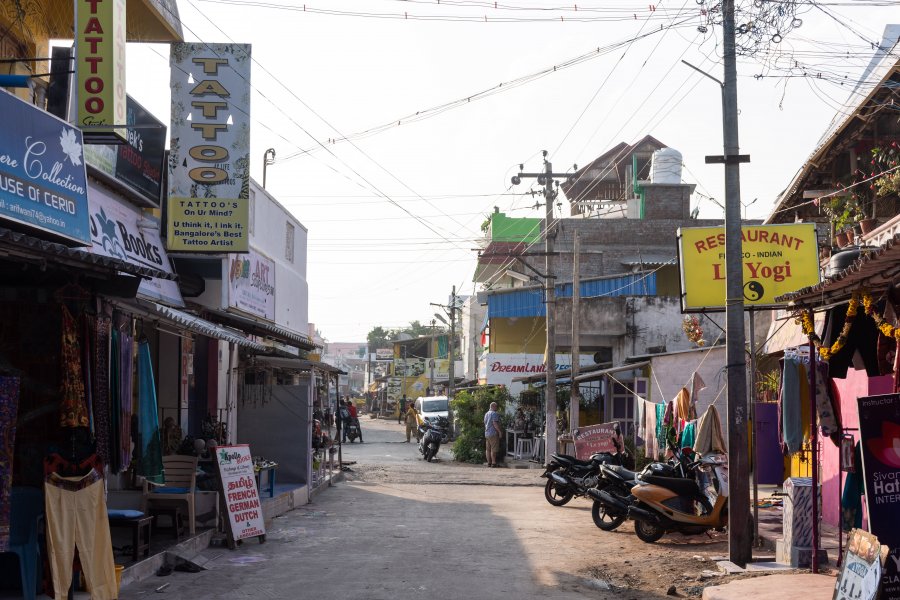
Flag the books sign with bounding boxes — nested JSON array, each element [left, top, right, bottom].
[[213, 444, 266, 542]]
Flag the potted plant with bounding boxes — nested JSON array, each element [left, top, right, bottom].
[[824, 195, 862, 248]]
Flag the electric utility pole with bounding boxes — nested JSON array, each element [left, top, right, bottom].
[[570, 231, 581, 434], [448, 285, 457, 401], [693, 0, 751, 566], [512, 152, 571, 464]]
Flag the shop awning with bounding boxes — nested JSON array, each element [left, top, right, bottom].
[[0, 227, 175, 280], [204, 309, 317, 351], [147, 303, 267, 351], [776, 233, 900, 306], [252, 356, 346, 374], [572, 361, 651, 383]]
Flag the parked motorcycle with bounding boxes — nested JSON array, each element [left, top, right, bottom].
[[626, 445, 730, 543], [541, 447, 632, 507], [418, 416, 449, 462], [588, 457, 686, 531]]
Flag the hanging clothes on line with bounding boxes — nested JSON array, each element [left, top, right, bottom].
[[679, 419, 697, 452], [673, 387, 691, 436], [693, 404, 726, 455], [635, 398, 646, 440], [643, 399, 660, 460], [136, 340, 163, 484], [781, 350, 812, 454], [655, 402, 667, 457]]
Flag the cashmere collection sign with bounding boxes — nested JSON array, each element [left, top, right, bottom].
[[167, 43, 251, 252], [0, 91, 91, 244]]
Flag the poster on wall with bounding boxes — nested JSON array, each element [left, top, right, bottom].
[[856, 393, 900, 600], [226, 248, 275, 321], [213, 444, 266, 543], [167, 43, 251, 252], [0, 91, 91, 245], [677, 223, 820, 311]]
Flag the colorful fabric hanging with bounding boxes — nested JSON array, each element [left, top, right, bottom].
[[60, 306, 90, 428], [693, 405, 726, 455], [136, 340, 163, 483], [680, 420, 697, 452], [841, 442, 864, 531], [655, 403, 667, 455], [118, 324, 134, 472], [0, 376, 20, 552], [109, 329, 121, 472], [781, 355, 811, 454], [812, 359, 839, 440], [90, 315, 112, 466], [643, 400, 659, 460]]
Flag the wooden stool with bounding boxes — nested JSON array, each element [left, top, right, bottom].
[[107, 511, 153, 562], [148, 504, 185, 539]]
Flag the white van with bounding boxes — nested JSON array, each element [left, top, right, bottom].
[[415, 395, 450, 424]]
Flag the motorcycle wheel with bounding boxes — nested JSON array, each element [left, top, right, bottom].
[[591, 499, 626, 531], [424, 447, 434, 462], [544, 478, 574, 506], [634, 518, 665, 543]]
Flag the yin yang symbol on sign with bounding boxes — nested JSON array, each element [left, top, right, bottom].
[[744, 281, 764, 301]]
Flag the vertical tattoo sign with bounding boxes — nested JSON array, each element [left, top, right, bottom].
[[167, 43, 251, 252]]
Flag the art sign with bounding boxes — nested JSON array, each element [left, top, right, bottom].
[[0, 91, 91, 244], [677, 223, 820, 310], [83, 96, 166, 204], [226, 248, 275, 321], [857, 393, 900, 600], [572, 422, 622, 460], [213, 444, 266, 542], [76, 0, 126, 141], [167, 43, 251, 251], [87, 182, 183, 306]]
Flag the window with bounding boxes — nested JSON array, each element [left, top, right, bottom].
[[285, 222, 295, 263]]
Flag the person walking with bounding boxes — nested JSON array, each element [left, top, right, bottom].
[[405, 402, 419, 443], [347, 399, 363, 443], [339, 399, 351, 443], [484, 401, 503, 467], [397, 396, 407, 424]]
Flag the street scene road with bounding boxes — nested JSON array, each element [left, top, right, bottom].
[[120, 417, 769, 600]]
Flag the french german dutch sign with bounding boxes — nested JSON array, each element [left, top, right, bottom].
[[167, 43, 251, 252], [677, 223, 820, 311], [213, 444, 266, 542]]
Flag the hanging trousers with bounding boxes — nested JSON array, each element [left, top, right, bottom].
[[44, 472, 117, 600]]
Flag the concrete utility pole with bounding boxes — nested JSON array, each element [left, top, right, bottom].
[[570, 231, 581, 434], [429, 319, 436, 396], [512, 152, 571, 464], [720, 0, 751, 567], [448, 285, 457, 401]]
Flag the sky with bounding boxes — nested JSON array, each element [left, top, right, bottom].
[[110, 0, 898, 343]]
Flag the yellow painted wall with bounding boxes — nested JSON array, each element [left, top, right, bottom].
[[490, 317, 546, 354]]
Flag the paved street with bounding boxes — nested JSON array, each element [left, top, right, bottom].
[[121, 417, 754, 600]]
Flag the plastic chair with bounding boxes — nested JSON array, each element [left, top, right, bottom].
[[515, 438, 534, 460], [4, 486, 44, 600], [142, 455, 198, 535]]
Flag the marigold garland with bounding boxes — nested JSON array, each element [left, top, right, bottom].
[[862, 291, 900, 341], [796, 291, 860, 360]]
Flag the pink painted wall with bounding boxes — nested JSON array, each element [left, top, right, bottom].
[[821, 370, 893, 526]]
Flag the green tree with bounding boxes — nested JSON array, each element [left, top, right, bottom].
[[366, 326, 392, 350], [451, 386, 511, 463]]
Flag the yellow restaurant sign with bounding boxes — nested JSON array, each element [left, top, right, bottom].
[[76, 0, 126, 141], [677, 223, 820, 310]]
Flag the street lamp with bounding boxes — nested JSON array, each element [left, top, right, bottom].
[[262, 148, 276, 189]]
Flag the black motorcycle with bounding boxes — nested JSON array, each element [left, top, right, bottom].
[[541, 449, 632, 507], [588, 448, 691, 530], [418, 416, 449, 462], [345, 417, 361, 443]]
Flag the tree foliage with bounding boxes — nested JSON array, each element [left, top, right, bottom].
[[450, 386, 511, 463], [365, 321, 443, 349]]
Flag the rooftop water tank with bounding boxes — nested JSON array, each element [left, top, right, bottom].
[[650, 147, 683, 184]]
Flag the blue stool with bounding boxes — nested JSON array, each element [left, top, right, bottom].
[[4, 487, 44, 600]]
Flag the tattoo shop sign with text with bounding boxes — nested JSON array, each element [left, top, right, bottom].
[[167, 43, 251, 252]]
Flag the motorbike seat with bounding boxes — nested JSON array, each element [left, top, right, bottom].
[[640, 474, 700, 496], [553, 454, 593, 467], [604, 464, 638, 481]]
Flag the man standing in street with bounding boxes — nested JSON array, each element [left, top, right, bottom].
[[484, 401, 503, 467], [405, 402, 419, 443]]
